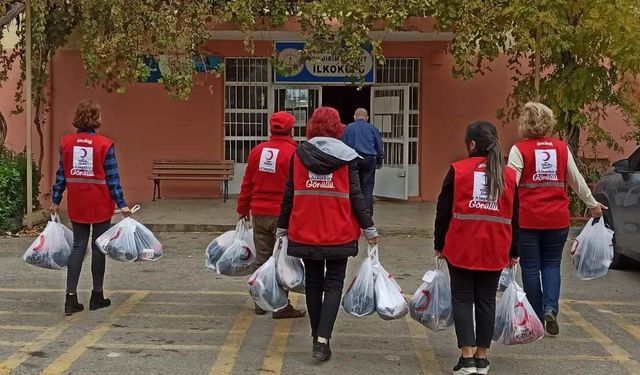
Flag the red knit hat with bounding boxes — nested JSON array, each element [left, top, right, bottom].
[[270, 112, 296, 135]]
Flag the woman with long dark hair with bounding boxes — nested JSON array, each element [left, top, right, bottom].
[[434, 121, 519, 375], [277, 107, 378, 362]]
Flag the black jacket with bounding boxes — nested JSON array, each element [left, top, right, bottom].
[[278, 140, 375, 259]]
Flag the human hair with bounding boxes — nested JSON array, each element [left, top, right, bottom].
[[306, 107, 345, 139], [73, 100, 102, 130], [465, 121, 504, 199], [518, 102, 556, 138]]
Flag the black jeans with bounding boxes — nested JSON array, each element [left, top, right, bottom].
[[66, 220, 111, 293], [357, 155, 377, 214], [449, 263, 501, 348], [303, 257, 349, 339]]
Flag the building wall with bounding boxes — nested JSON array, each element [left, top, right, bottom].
[[5, 36, 638, 206]]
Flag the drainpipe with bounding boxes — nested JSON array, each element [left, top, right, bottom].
[[25, 0, 33, 228]]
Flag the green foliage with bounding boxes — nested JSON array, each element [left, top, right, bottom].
[[0, 146, 40, 231], [432, 0, 640, 153]]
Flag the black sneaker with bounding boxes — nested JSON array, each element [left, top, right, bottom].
[[64, 293, 84, 316], [475, 357, 490, 375], [312, 341, 332, 362], [89, 291, 111, 311], [452, 356, 476, 375], [544, 312, 559, 336]]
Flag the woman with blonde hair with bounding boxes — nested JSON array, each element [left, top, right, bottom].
[[508, 102, 606, 336]]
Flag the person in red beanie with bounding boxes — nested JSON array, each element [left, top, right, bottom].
[[237, 111, 306, 319]]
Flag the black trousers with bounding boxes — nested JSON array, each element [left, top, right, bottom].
[[449, 263, 501, 348], [66, 220, 111, 293], [303, 258, 349, 339], [357, 155, 377, 215]]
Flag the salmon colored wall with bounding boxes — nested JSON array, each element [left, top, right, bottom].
[[381, 42, 519, 200], [9, 38, 638, 208]]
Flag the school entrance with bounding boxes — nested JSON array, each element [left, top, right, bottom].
[[223, 55, 420, 200]]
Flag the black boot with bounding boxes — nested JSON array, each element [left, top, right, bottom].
[[89, 291, 111, 311], [312, 340, 332, 362], [64, 293, 84, 316]]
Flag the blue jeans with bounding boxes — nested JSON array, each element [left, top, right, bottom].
[[518, 228, 570, 320]]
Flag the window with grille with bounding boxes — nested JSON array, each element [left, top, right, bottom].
[[376, 58, 420, 166], [224, 58, 271, 163]]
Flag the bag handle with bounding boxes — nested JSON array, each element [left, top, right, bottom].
[[368, 244, 379, 264], [435, 258, 445, 270], [510, 263, 519, 283], [114, 204, 141, 215], [50, 213, 61, 223]]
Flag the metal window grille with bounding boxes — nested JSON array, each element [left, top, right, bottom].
[[376, 59, 420, 166], [224, 58, 271, 163]]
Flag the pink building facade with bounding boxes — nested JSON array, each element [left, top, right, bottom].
[[2, 23, 636, 207]]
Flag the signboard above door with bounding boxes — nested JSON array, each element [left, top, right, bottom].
[[274, 42, 375, 84]]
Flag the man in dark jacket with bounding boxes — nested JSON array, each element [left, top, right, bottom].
[[342, 108, 384, 214], [237, 111, 306, 319]]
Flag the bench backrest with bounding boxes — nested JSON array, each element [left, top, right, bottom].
[[151, 160, 234, 177]]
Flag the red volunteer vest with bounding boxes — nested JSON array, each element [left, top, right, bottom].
[[515, 137, 570, 229], [443, 157, 517, 271], [288, 156, 361, 246], [61, 133, 115, 223]]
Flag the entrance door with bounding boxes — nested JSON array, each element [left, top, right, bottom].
[[273, 87, 322, 142], [371, 86, 410, 200]]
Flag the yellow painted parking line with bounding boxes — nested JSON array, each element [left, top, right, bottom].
[[260, 296, 301, 375], [604, 311, 640, 341], [208, 301, 256, 375], [285, 347, 415, 355], [93, 343, 218, 351], [0, 314, 83, 375], [139, 301, 240, 307], [405, 316, 439, 374], [0, 325, 47, 331], [41, 292, 147, 375], [560, 302, 639, 373]]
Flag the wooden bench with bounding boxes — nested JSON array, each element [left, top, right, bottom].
[[148, 160, 234, 202]]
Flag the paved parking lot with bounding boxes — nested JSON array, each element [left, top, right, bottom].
[[0, 233, 639, 374]]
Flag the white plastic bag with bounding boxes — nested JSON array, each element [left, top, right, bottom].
[[275, 236, 305, 293], [205, 230, 235, 271], [248, 255, 288, 312], [342, 245, 377, 317], [571, 217, 614, 280], [23, 214, 73, 270], [493, 266, 544, 345], [374, 251, 409, 320], [498, 268, 513, 292], [409, 260, 453, 331], [215, 220, 256, 276], [96, 215, 163, 263]]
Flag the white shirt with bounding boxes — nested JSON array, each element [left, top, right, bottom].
[[507, 145, 599, 208]]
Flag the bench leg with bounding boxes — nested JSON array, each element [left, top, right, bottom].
[[158, 180, 162, 200], [223, 181, 228, 202], [153, 180, 158, 201]]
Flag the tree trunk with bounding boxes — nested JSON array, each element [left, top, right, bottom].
[[33, 95, 44, 170]]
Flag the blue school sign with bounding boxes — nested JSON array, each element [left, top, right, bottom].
[[274, 42, 375, 84]]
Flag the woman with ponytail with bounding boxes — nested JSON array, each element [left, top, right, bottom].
[[434, 121, 519, 375]]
